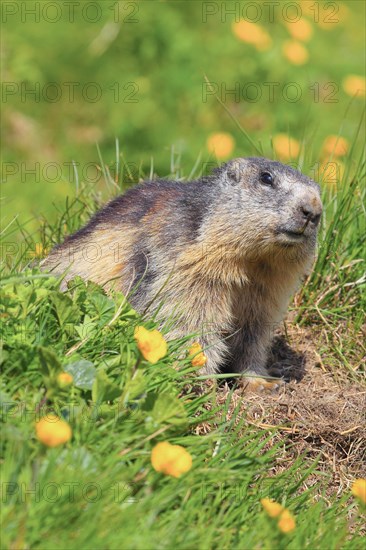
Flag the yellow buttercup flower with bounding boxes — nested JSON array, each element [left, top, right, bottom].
[[322, 135, 349, 157], [232, 20, 272, 51], [282, 40, 309, 65], [207, 132, 235, 159], [188, 342, 207, 368], [151, 441, 192, 478], [342, 75, 366, 98], [261, 499, 296, 533], [351, 478, 366, 504], [134, 326, 167, 364], [57, 372, 74, 387], [36, 414, 72, 447], [285, 19, 313, 42], [278, 509, 296, 533], [261, 498, 284, 518], [273, 134, 300, 160]]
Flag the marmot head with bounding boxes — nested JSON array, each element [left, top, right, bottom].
[[213, 157, 323, 261]]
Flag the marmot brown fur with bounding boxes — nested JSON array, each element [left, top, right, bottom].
[[42, 157, 322, 383]]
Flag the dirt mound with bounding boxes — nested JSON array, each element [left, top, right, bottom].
[[195, 325, 366, 493]]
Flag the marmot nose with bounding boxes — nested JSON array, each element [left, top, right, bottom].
[[300, 203, 322, 227]]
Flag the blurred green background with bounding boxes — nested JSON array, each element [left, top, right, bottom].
[[1, 0, 365, 237]]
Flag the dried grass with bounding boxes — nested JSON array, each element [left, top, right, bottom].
[[194, 324, 366, 496]]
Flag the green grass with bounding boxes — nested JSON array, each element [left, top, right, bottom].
[[0, 276, 364, 550], [2, 2, 365, 546], [2, 0, 365, 236], [1, 138, 365, 549]]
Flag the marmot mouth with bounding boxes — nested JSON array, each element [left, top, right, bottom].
[[283, 230, 305, 238], [275, 229, 307, 244]]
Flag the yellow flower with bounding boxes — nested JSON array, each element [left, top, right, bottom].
[[57, 372, 74, 387], [322, 135, 349, 157], [261, 499, 296, 533], [351, 479, 366, 504], [232, 20, 272, 51], [134, 326, 167, 364], [282, 40, 309, 65], [273, 134, 300, 160], [151, 441, 192, 478], [35, 414, 72, 447], [207, 132, 235, 159], [188, 342, 207, 368], [278, 509, 296, 533], [261, 498, 284, 518], [342, 75, 366, 98], [285, 19, 313, 42]]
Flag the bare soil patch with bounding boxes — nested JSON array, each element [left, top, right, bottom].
[[195, 323, 366, 495]]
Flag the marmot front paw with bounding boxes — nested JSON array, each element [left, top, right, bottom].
[[239, 372, 285, 394]]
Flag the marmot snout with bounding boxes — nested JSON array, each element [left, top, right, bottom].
[[42, 157, 322, 380]]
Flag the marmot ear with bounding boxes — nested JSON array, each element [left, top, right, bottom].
[[226, 159, 245, 184]]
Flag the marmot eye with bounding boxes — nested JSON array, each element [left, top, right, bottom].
[[260, 172, 273, 185]]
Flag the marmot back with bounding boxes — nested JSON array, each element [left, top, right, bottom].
[[42, 157, 322, 382]]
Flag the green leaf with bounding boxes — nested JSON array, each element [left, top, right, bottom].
[[49, 291, 80, 327], [0, 343, 9, 366], [142, 392, 187, 427], [64, 359, 97, 390], [89, 292, 114, 320], [0, 387, 15, 415], [92, 370, 121, 403], [74, 315, 97, 340], [37, 346, 61, 375], [120, 370, 146, 405]]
